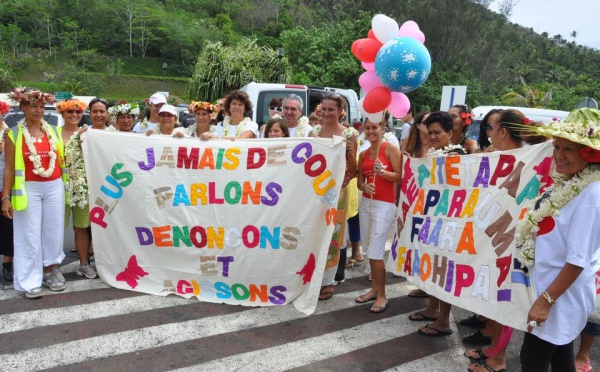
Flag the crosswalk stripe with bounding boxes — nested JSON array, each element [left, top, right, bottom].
[[0, 277, 110, 301], [172, 314, 465, 372], [1, 284, 416, 371], [0, 295, 194, 334]]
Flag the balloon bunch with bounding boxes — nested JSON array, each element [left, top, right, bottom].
[[352, 14, 432, 122]]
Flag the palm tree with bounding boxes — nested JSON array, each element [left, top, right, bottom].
[[503, 78, 553, 108]]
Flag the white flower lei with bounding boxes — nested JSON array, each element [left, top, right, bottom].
[[65, 134, 88, 208], [0, 122, 8, 140], [20, 119, 58, 177], [222, 116, 251, 137], [516, 164, 600, 267], [189, 123, 215, 137], [106, 125, 117, 132], [311, 124, 357, 140], [293, 116, 310, 137], [427, 144, 465, 157], [154, 125, 186, 137], [108, 103, 140, 120]]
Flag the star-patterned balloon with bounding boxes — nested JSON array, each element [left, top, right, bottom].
[[375, 36, 431, 93]]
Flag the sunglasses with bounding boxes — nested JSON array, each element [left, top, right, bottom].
[[269, 106, 283, 112], [67, 110, 84, 114], [484, 124, 494, 131]]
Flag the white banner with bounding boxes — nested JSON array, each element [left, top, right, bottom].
[[387, 142, 555, 330], [82, 130, 347, 315]]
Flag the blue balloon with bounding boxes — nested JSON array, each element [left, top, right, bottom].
[[374, 36, 432, 93]]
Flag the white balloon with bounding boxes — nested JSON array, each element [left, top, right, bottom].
[[366, 111, 384, 123], [358, 97, 367, 116], [372, 14, 399, 44]]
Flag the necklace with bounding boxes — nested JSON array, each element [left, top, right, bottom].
[[293, 116, 309, 137], [222, 116, 251, 137], [427, 144, 465, 157], [516, 164, 600, 267], [189, 123, 215, 137], [20, 119, 58, 178]]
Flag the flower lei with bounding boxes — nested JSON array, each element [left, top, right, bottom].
[[64, 134, 88, 208], [56, 100, 88, 113], [516, 164, 600, 267], [0, 101, 10, 115], [8, 87, 55, 105], [0, 122, 8, 140], [108, 103, 140, 120], [20, 119, 58, 177], [189, 101, 216, 114], [427, 144, 466, 157], [460, 112, 475, 125], [189, 123, 215, 137], [154, 125, 186, 137], [311, 124, 357, 139], [106, 125, 117, 132], [222, 116, 251, 137], [293, 116, 310, 137]]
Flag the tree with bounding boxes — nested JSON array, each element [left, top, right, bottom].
[[187, 38, 290, 101], [503, 79, 553, 108]]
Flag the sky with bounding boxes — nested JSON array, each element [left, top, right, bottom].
[[490, 0, 600, 50]]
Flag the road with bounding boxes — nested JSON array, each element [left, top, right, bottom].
[[0, 231, 598, 371]]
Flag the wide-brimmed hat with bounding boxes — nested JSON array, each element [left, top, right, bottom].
[[536, 108, 600, 151]]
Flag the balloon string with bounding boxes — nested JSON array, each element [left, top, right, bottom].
[[367, 139, 383, 244]]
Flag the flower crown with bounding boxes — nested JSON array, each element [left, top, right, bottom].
[[0, 101, 10, 115], [460, 112, 475, 125], [8, 87, 55, 105], [189, 101, 217, 114], [534, 108, 600, 151], [56, 100, 88, 113], [108, 102, 140, 119]]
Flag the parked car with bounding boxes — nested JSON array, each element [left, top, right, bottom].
[[465, 105, 570, 141], [240, 82, 361, 127]]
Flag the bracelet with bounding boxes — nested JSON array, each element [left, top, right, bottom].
[[1, 196, 9, 202], [542, 291, 555, 306], [360, 184, 366, 191]]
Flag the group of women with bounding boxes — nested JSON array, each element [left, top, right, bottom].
[[2, 86, 600, 372]]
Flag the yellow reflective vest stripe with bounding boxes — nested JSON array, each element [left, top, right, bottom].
[[8, 124, 66, 211]]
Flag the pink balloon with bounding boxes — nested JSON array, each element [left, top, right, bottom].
[[362, 61, 375, 71], [388, 92, 410, 118], [398, 20, 425, 44], [359, 71, 383, 93]]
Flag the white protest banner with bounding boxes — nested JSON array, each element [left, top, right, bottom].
[[82, 130, 347, 315], [387, 142, 554, 330]]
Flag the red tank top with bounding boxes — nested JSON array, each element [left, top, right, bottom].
[[362, 142, 396, 203], [23, 133, 62, 181]]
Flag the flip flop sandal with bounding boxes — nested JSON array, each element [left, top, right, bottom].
[[467, 361, 506, 372], [575, 358, 592, 372], [417, 325, 453, 337], [318, 290, 334, 301], [408, 289, 429, 298], [355, 295, 377, 304], [370, 302, 390, 313], [464, 348, 488, 361], [345, 258, 358, 269], [408, 311, 438, 321]]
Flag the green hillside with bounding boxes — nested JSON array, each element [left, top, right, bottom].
[[1, 0, 599, 109]]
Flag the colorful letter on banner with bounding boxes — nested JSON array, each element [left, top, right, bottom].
[[82, 130, 347, 315], [387, 142, 554, 331]]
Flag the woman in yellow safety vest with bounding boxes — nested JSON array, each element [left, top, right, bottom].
[[1, 87, 68, 299]]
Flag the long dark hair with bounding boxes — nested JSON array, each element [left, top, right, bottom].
[[478, 109, 501, 150], [403, 111, 429, 156]]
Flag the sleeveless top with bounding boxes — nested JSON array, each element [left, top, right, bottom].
[[361, 142, 396, 203]]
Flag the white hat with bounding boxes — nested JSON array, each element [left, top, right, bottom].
[[159, 104, 177, 116], [149, 93, 167, 105]]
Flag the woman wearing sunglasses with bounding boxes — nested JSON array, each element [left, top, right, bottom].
[[57, 99, 98, 280], [268, 97, 283, 118]]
